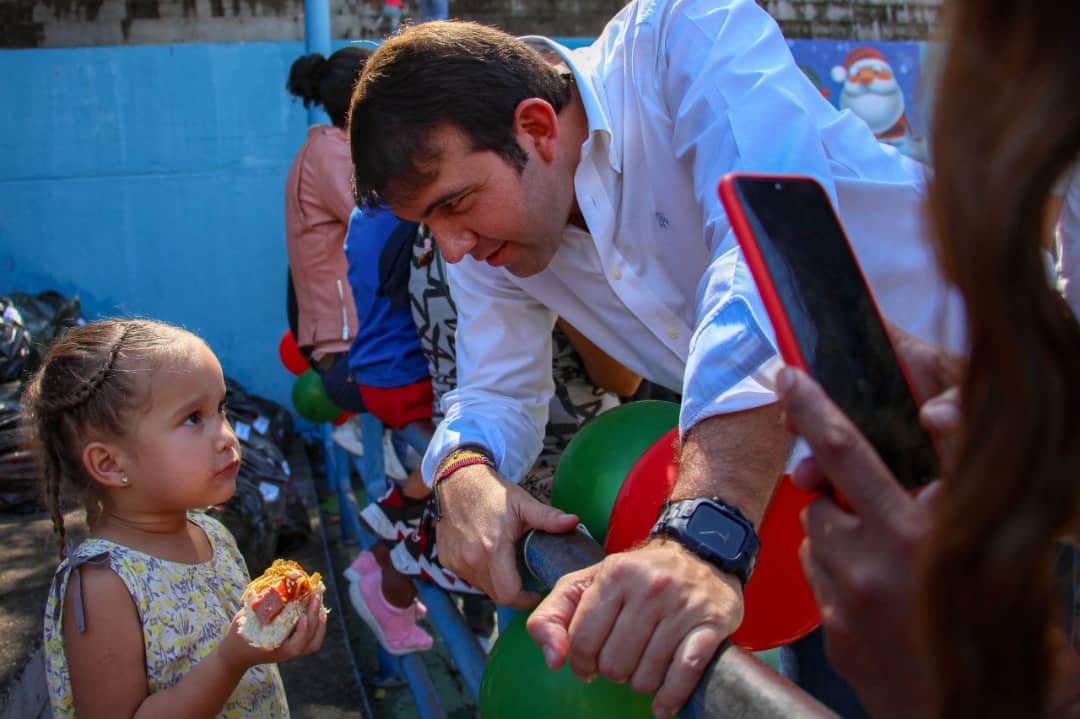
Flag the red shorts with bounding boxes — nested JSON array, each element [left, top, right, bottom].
[[357, 378, 434, 429]]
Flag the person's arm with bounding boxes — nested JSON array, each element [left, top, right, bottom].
[[773, 327, 965, 719], [778, 367, 937, 719], [421, 258, 580, 607], [529, 1, 894, 714], [64, 566, 326, 719], [555, 317, 642, 397]]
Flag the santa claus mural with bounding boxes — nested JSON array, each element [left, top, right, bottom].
[[832, 47, 921, 156]]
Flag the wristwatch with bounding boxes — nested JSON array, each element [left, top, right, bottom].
[[650, 498, 760, 586]]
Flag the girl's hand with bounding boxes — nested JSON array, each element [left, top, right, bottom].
[[217, 593, 328, 672]]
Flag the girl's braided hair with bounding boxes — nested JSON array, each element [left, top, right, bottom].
[[20, 319, 197, 557]]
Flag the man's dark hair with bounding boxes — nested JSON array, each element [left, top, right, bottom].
[[348, 21, 572, 207]]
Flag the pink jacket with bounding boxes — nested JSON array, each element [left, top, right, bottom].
[[284, 125, 359, 357]]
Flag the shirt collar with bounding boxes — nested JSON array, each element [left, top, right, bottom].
[[518, 35, 621, 173]]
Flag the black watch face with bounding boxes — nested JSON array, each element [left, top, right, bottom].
[[687, 505, 747, 557]]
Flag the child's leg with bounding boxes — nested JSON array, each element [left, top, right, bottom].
[[358, 470, 428, 540], [349, 543, 432, 655], [399, 466, 431, 500], [368, 543, 419, 609]]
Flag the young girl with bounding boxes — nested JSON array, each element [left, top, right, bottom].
[[27, 319, 326, 719]]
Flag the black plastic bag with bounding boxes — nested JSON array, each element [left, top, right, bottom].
[[226, 377, 294, 449], [0, 291, 83, 384]]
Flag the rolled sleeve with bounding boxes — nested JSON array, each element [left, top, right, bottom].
[[657, 0, 855, 433], [680, 239, 781, 433]]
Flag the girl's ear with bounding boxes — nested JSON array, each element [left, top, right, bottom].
[[82, 442, 129, 488], [513, 98, 560, 163]]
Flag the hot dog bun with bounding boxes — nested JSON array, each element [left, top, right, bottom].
[[237, 559, 326, 650]]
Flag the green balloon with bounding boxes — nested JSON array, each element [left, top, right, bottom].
[[551, 400, 679, 543], [291, 369, 343, 423], [480, 613, 654, 719]]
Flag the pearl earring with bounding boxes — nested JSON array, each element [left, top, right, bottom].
[[120, 475, 129, 485]]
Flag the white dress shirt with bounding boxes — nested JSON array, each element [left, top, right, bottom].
[[422, 0, 966, 485]]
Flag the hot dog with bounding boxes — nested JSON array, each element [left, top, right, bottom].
[[237, 559, 326, 650]]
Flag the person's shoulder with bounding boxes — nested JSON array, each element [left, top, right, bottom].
[[57, 552, 134, 635], [189, 511, 242, 554], [302, 125, 350, 163]]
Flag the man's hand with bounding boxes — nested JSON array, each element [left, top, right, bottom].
[[778, 366, 939, 719], [525, 404, 788, 717], [527, 539, 742, 719], [436, 464, 579, 609]]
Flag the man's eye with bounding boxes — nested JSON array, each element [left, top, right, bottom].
[[445, 194, 470, 213], [184, 412, 202, 426], [219, 401, 229, 415]]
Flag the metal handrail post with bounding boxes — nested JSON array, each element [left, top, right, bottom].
[[320, 424, 367, 545], [413, 581, 488, 701], [400, 654, 447, 719]]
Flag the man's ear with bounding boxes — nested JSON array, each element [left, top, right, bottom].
[[514, 98, 559, 163], [83, 441, 129, 489]]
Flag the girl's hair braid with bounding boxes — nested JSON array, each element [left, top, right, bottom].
[[20, 319, 199, 558]]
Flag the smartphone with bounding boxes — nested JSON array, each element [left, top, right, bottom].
[[719, 173, 939, 489]]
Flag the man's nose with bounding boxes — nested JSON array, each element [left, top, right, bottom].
[[434, 225, 479, 263]]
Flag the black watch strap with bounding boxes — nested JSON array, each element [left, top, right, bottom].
[[650, 497, 760, 586]]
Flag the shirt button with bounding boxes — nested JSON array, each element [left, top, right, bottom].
[[612, 267, 622, 280], [668, 326, 680, 340]]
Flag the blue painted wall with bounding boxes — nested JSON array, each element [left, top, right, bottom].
[[0, 37, 928, 411], [1, 41, 312, 407]]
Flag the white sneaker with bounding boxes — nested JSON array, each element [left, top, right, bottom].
[[331, 416, 365, 456], [383, 432, 408, 481]]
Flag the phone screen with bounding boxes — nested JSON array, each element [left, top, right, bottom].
[[729, 176, 939, 489]]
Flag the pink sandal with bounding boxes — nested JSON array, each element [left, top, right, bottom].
[[349, 568, 433, 655]]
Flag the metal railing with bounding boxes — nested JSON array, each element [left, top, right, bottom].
[[324, 425, 837, 718]]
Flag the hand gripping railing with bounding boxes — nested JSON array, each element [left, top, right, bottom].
[[519, 528, 840, 719]]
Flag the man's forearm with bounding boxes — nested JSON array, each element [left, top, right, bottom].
[[672, 403, 792, 527]]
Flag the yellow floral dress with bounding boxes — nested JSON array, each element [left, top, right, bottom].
[[43, 512, 289, 718]]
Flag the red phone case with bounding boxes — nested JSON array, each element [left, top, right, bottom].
[[718, 173, 812, 376], [717, 172, 929, 410]]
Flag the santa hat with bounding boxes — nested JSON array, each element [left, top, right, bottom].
[[831, 47, 887, 83]]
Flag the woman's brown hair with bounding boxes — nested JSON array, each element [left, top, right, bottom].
[[924, 1, 1080, 715]]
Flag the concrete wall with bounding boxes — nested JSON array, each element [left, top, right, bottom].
[[761, 0, 941, 41], [2, 0, 941, 48]]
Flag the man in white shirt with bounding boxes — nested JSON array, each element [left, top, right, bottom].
[[348, 0, 963, 714]]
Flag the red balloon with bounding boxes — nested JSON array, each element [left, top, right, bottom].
[[604, 431, 819, 651], [278, 329, 309, 376], [332, 411, 354, 426], [732, 475, 818, 650], [603, 428, 679, 554]]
